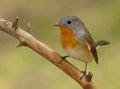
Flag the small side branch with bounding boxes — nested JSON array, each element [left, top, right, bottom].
[[12, 16, 19, 30], [26, 22, 31, 33], [0, 17, 97, 89]]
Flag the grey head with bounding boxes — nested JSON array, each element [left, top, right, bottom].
[[54, 16, 86, 32]]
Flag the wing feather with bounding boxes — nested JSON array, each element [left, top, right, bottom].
[[84, 31, 98, 64]]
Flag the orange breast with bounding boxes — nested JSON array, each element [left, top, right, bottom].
[[60, 25, 80, 49]]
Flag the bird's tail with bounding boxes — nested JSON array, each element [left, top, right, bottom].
[[95, 40, 110, 48]]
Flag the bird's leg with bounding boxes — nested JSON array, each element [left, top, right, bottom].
[[80, 63, 93, 81], [80, 62, 87, 80], [58, 55, 69, 63]]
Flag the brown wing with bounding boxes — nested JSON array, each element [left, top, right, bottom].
[[84, 31, 98, 64]]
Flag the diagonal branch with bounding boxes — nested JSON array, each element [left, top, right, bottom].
[[0, 17, 97, 89]]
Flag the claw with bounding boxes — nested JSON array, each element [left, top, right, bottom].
[[58, 55, 69, 64], [62, 55, 69, 59], [80, 71, 93, 82], [80, 71, 86, 80], [85, 72, 93, 82]]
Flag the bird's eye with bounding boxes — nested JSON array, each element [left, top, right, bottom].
[[67, 20, 71, 24]]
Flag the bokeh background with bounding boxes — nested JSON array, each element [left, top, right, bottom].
[[0, 0, 119, 89]]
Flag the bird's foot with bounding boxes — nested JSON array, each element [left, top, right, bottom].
[[58, 55, 69, 64], [80, 71, 86, 80], [80, 71, 93, 82], [85, 72, 93, 82]]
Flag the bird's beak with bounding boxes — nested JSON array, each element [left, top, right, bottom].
[[53, 22, 61, 26]]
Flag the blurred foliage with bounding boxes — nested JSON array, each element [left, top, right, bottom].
[[0, 0, 120, 89]]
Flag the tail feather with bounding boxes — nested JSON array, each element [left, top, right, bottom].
[[95, 40, 110, 48]]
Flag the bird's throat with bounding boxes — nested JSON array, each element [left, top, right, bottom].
[[60, 26, 80, 49]]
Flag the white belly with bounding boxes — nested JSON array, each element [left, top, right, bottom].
[[64, 47, 93, 63]]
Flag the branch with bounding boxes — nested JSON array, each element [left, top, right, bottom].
[[0, 17, 97, 89]]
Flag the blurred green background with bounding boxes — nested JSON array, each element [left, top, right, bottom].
[[0, 0, 119, 89]]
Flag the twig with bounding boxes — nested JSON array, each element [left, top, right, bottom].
[[26, 22, 31, 33], [12, 16, 19, 30], [0, 17, 97, 89]]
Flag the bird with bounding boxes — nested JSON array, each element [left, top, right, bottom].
[[54, 16, 109, 79]]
